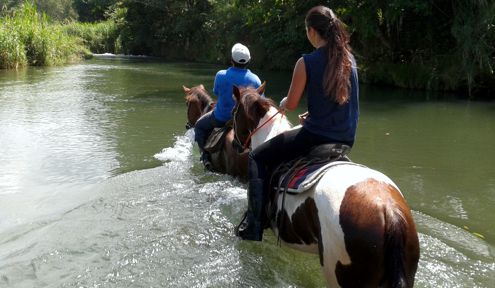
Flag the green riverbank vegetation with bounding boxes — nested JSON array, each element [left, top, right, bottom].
[[0, 3, 87, 69], [63, 20, 121, 54], [0, 1, 121, 69], [1, 0, 494, 99]]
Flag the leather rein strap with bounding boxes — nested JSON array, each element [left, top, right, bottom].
[[242, 108, 284, 150]]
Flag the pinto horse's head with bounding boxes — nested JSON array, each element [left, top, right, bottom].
[[183, 84, 214, 129], [232, 82, 270, 152]]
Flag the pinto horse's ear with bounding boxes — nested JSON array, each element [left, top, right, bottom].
[[199, 84, 205, 89], [233, 85, 241, 102], [256, 81, 266, 95], [182, 85, 191, 93]]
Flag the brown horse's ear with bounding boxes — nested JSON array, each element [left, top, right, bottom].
[[256, 81, 266, 95], [233, 85, 241, 102], [182, 85, 191, 93]]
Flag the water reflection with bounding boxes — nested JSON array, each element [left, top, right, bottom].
[[0, 66, 117, 195]]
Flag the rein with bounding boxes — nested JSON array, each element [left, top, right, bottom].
[[241, 108, 284, 150]]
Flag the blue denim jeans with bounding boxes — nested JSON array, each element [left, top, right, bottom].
[[194, 111, 226, 152]]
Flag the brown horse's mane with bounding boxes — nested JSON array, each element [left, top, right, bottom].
[[240, 87, 275, 121], [186, 85, 213, 108]]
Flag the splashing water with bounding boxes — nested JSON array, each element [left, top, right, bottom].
[[154, 129, 195, 163]]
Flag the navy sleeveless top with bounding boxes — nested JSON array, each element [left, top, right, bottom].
[[302, 47, 359, 146]]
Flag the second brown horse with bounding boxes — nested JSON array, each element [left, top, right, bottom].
[[183, 84, 248, 179]]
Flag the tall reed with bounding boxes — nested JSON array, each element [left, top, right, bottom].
[[0, 2, 88, 69]]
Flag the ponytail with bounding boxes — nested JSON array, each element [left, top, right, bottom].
[[306, 6, 353, 105]]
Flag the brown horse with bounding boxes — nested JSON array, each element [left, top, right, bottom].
[[183, 84, 248, 179], [232, 84, 420, 287]]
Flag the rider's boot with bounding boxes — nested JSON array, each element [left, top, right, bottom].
[[235, 178, 264, 241], [200, 150, 213, 171]]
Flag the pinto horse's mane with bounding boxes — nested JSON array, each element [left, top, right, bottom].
[[234, 86, 292, 149], [239, 87, 276, 122]]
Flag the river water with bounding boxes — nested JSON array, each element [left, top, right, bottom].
[[0, 55, 493, 287]]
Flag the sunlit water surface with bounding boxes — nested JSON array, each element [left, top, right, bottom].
[[0, 56, 493, 287]]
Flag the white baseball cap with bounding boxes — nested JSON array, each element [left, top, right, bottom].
[[231, 43, 251, 64]]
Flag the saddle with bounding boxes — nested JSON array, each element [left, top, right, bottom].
[[269, 143, 352, 195], [264, 143, 354, 239], [204, 121, 232, 153]]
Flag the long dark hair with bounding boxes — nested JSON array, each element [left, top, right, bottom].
[[305, 6, 352, 105]]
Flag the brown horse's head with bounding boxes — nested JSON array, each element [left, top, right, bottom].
[[183, 84, 214, 129], [232, 82, 271, 152]]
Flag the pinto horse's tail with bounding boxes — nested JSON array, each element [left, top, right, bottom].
[[382, 200, 420, 288]]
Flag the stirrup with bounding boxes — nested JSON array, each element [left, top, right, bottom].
[[200, 152, 213, 171], [235, 211, 248, 236], [235, 212, 262, 241]]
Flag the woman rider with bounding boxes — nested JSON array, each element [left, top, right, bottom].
[[236, 6, 360, 241]]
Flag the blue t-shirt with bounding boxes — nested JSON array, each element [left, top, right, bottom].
[[302, 47, 359, 146], [213, 67, 262, 122]]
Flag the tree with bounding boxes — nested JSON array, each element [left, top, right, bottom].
[[73, 0, 118, 22], [37, 0, 77, 21]]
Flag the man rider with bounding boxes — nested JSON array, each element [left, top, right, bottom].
[[194, 43, 262, 169]]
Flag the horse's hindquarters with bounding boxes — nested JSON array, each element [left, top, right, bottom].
[[297, 164, 419, 287]]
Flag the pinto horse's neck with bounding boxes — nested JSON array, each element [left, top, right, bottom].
[[251, 106, 292, 149]]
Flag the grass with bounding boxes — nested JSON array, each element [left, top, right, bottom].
[[0, 23, 28, 69], [0, 2, 117, 70], [63, 20, 121, 55]]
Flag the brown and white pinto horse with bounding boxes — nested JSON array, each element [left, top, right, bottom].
[[183, 84, 248, 179], [232, 84, 420, 288]]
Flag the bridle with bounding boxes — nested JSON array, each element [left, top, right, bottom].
[[232, 103, 248, 153], [185, 99, 199, 129]]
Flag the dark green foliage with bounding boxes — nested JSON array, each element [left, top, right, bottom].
[[338, 0, 494, 98], [1, 0, 493, 98], [115, 0, 212, 57], [72, 0, 118, 22], [106, 0, 493, 98]]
